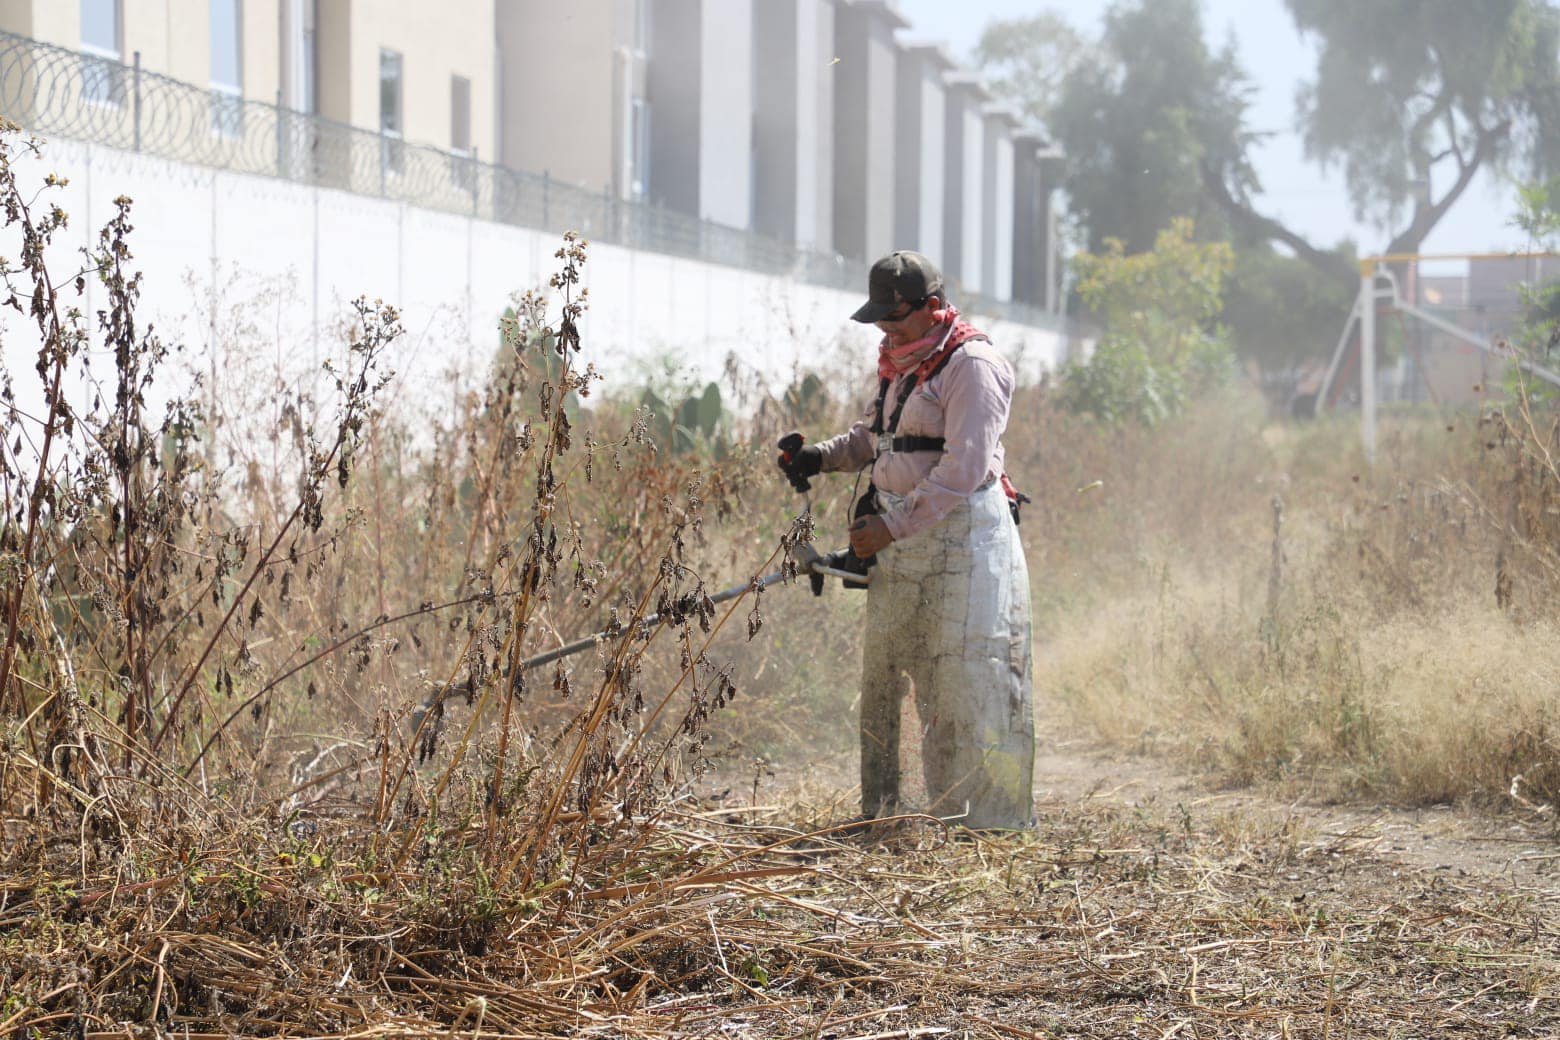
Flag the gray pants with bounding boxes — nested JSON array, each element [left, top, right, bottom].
[[859, 480, 1035, 829]]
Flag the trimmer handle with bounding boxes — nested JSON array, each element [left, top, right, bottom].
[[776, 431, 813, 493]]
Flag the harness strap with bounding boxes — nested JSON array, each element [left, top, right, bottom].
[[892, 435, 945, 452], [870, 331, 987, 439]]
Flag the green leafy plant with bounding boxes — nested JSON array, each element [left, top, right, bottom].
[[1059, 217, 1235, 425]]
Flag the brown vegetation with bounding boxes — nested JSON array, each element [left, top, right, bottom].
[[0, 127, 1555, 1036], [1012, 382, 1560, 812]]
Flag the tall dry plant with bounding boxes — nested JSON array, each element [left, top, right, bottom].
[[0, 124, 842, 1032]]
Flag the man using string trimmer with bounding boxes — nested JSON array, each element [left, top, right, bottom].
[[776, 250, 1035, 833]]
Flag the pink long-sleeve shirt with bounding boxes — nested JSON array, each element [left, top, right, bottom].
[[815, 338, 1014, 542]]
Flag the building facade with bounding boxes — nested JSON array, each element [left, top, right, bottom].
[[752, 0, 835, 251], [831, 0, 905, 264], [0, 0, 1065, 316], [942, 72, 989, 296], [0, 0, 497, 159], [893, 41, 952, 261]]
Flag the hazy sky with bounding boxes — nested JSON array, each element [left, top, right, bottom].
[[896, 0, 1527, 261]]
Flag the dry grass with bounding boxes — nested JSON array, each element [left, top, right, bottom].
[[1008, 387, 1560, 811], [1, 125, 1556, 1037], [2, 776, 1554, 1037]]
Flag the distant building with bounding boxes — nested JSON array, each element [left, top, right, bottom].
[[0, 0, 1068, 315], [1, 0, 498, 160], [942, 72, 990, 296], [832, 0, 906, 264], [894, 41, 954, 260], [753, 0, 836, 250], [496, 1, 641, 199], [981, 105, 1019, 302]]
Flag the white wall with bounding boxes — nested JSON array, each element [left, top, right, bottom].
[[959, 104, 984, 295], [1, 138, 1064, 433], [989, 130, 1014, 301], [916, 70, 946, 260], [698, 0, 753, 229]]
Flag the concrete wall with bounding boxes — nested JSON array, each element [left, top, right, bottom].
[[497, 0, 632, 191], [646, 0, 699, 217], [893, 43, 949, 260], [832, 0, 904, 262], [803, 0, 835, 251], [0, 1, 495, 157], [982, 108, 1016, 302], [697, 0, 752, 227], [0, 137, 1066, 433], [1011, 135, 1043, 309], [338, 0, 495, 156], [1012, 134, 1060, 312], [0, 0, 282, 100], [753, 0, 835, 251], [943, 75, 987, 296]]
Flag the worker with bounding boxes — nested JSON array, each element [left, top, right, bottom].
[[778, 250, 1035, 832]]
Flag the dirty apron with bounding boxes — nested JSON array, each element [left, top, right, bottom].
[[859, 480, 1035, 829]]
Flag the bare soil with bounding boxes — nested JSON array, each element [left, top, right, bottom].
[[688, 719, 1559, 1037], [1029, 735, 1560, 894]]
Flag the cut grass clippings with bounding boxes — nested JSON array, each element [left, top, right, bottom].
[[2, 781, 1554, 1037]]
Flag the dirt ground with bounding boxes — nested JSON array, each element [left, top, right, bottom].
[[685, 717, 1559, 1038], [1028, 735, 1560, 893], [735, 718, 1559, 895]]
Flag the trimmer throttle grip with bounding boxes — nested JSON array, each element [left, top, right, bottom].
[[776, 431, 820, 493]]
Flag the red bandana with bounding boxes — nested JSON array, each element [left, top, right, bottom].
[[876, 304, 983, 381]]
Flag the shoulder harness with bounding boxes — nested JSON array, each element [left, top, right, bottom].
[[870, 325, 989, 454]]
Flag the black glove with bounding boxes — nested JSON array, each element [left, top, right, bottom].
[[776, 431, 822, 493]]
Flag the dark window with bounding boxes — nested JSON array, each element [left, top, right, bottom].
[[379, 48, 403, 174]]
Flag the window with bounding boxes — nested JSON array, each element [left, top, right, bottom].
[[79, 0, 123, 106], [634, 0, 651, 55], [629, 97, 650, 200], [450, 74, 472, 189], [450, 75, 471, 155], [379, 48, 403, 174], [81, 0, 119, 55], [300, 1, 316, 113], [281, 0, 317, 113], [209, 0, 243, 137]]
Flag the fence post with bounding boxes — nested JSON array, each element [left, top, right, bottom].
[[131, 51, 141, 152], [542, 170, 550, 228], [471, 145, 479, 218]]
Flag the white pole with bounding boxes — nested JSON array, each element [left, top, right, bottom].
[[1360, 264, 1376, 462]]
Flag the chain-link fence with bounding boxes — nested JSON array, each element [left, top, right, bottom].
[[0, 27, 1064, 330]]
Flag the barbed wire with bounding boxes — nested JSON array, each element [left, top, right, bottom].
[[0, 27, 1064, 331]]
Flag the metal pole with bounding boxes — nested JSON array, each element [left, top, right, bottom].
[[1315, 295, 1361, 415], [1360, 263, 1376, 462], [132, 51, 141, 152], [410, 546, 866, 728]]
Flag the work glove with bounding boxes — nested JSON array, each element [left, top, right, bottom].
[[776, 431, 822, 493]]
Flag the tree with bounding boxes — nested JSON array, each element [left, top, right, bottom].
[[972, 13, 1092, 129], [1509, 178, 1560, 372], [1059, 218, 1236, 425], [1222, 245, 1357, 386], [1205, 0, 1560, 287], [977, 0, 1560, 381], [1044, 0, 1258, 255]]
